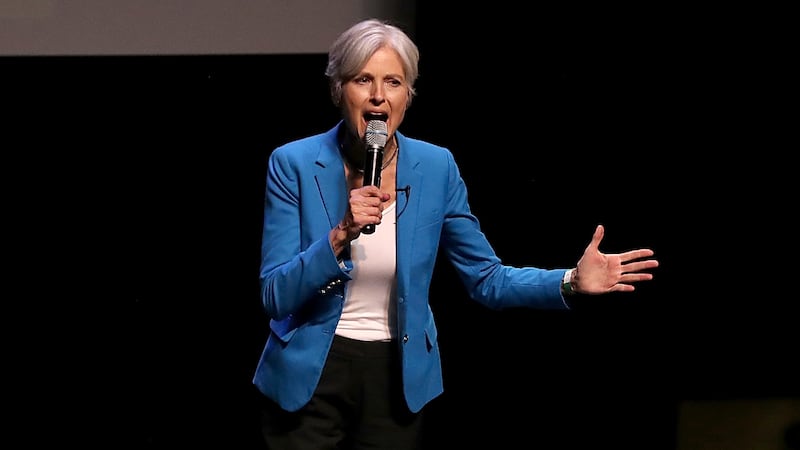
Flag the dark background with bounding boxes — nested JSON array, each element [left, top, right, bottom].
[[4, 4, 795, 449]]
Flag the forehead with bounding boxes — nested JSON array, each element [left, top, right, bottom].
[[360, 47, 405, 76]]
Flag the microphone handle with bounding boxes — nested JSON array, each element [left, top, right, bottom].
[[361, 146, 383, 235]]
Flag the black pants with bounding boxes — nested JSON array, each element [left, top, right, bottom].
[[260, 335, 423, 450]]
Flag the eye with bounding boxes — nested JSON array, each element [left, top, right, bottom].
[[354, 76, 371, 85]]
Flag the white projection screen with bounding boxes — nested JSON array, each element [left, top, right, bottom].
[[0, 0, 416, 56]]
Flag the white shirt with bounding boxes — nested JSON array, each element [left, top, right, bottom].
[[335, 202, 397, 341]]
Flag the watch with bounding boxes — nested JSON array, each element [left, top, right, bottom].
[[561, 268, 576, 296]]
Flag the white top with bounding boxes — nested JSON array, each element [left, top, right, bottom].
[[335, 202, 397, 341]]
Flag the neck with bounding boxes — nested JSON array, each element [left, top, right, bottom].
[[340, 133, 398, 174]]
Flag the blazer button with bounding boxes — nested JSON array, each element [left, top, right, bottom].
[[402, 334, 409, 343]]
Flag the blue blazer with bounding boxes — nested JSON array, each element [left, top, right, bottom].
[[253, 122, 569, 413]]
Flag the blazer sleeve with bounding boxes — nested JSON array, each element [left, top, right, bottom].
[[259, 145, 351, 320], [438, 151, 569, 310]]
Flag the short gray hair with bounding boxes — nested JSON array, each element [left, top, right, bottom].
[[325, 19, 419, 107]]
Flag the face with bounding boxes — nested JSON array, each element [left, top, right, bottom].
[[341, 46, 409, 144]]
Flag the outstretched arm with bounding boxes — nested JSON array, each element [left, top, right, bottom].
[[570, 224, 659, 295]]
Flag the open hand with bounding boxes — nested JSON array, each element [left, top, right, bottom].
[[572, 224, 659, 295]]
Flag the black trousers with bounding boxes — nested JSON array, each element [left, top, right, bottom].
[[260, 334, 423, 450]]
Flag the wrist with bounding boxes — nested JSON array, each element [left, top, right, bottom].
[[561, 268, 577, 296], [331, 222, 351, 255]]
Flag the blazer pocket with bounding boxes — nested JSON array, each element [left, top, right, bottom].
[[269, 316, 298, 344], [424, 320, 438, 353], [415, 215, 443, 231]]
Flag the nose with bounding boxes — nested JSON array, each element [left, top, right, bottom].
[[370, 82, 385, 103]]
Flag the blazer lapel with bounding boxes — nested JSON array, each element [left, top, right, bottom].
[[314, 124, 348, 231], [394, 132, 424, 293]]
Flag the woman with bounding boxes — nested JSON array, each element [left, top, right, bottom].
[[253, 18, 658, 449]]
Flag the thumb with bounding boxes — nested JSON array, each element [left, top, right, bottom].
[[586, 224, 605, 253]]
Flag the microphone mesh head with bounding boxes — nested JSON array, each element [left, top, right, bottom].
[[365, 120, 388, 148]]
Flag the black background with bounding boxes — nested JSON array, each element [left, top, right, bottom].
[[3, 4, 794, 449]]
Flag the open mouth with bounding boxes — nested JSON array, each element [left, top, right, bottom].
[[364, 112, 388, 122]]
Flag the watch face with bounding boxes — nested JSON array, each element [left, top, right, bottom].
[[562, 270, 575, 295]]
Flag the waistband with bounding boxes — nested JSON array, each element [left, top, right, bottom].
[[331, 333, 397, 359]]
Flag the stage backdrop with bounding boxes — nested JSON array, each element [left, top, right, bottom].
[[3, 3, 795, 449], [0, 0, 415, 55]]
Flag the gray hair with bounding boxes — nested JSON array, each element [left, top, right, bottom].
[[325, 18, 419, 107]]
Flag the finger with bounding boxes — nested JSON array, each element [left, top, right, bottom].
[[359, 185, 384, 197], [610, 284, 636, 293], [352, 193, 386, 209], [354, 205, 383, 218], [587, 224, 604, 252], [620, 248, 655, 262], [622, 260, 659, 274], [620, 273, 654, 283]]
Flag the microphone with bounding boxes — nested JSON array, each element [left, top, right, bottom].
[[361, 119, 388, 234]]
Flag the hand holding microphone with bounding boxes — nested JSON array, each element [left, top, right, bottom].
[[361, 120, 388, 234]]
